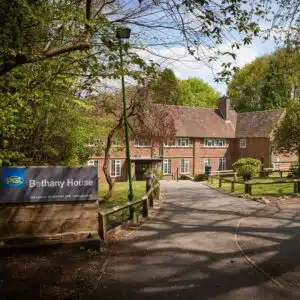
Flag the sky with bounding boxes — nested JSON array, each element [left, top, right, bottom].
[[118, 0, 280, 95], [140, 37, 276, 95]]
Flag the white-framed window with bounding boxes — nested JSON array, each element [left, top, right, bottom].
[[204, 139, 226, 148], [163, 159, 172, 175], [134, 138, 152, 147], [177, 137, 189, 147], [204, 158, 212, 172], [239, 138, 247, 148], [180, 159, 189, 174], [110, 160, 121, 177], [88, 160, 98, 167], [219, 158, 226, 171], [164, 138, 190, 147]]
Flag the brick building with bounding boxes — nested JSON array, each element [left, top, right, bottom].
[[88, 97, 297, 182]]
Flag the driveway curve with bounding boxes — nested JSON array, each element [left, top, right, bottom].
[[98, 181, 300, 300]]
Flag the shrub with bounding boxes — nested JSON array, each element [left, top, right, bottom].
[[152, 168, 163, 180], [290, 164, 300, 178], [179, 174, 191, 180], [194, 173, 208, 182], [232, 158, 261, 181]]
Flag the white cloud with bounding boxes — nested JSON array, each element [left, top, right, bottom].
[[137, 38, 276, 94]]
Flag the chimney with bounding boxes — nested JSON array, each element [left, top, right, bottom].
[[218, 96, 230, 120]]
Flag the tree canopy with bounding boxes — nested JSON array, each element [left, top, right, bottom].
[[148, 68, 180, 105], [178, 78, 219, 107], [273, 101, 300, 166], [228, 49, 300, 112]]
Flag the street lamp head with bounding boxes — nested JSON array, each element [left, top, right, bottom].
[[116, 27, 131, 39]]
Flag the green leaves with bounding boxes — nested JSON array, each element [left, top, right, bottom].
[[228, 48, 300, 112], [178, 77, 219, 107]]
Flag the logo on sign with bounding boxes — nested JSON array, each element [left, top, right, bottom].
[[2, 168, 25, 188]]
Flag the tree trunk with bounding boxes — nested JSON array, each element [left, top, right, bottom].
[[103, 135, 114, 200], [102, 119, 123, 200]]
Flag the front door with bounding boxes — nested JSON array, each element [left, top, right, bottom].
[[135, 163, 151, 181]]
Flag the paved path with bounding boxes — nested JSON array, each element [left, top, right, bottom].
[[98, 181, 300, 299]]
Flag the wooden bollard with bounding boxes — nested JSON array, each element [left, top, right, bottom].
[[98, 213, 107, 241], [231, 181, 235, 193], [294, 182, 298, 194], [146, 176, 154, 207], [245, 183, 252, 195], [142, 198, 148, 218], [219, 178, 222, 188]]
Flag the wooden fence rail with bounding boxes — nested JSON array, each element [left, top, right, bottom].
[[218, 177, 300, 195], [244, 179, 300, 195], [98, 177, 160, 241]]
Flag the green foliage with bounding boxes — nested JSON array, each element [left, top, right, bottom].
[[273, 101, 300, 167], [228, 49, 300, 112], [178, 78, 219, 107], [149, 68, 180, 105], [194, 173, 208, 182], [0, 57, 106, 167], [232, 158, 261, 180], [151, 168, 163, 180]]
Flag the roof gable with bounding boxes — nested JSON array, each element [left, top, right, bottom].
[[236, 109, 285, 138]]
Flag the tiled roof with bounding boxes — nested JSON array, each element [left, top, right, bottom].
[[162, 105, 237, 138], [236, 109, 285, 138], [160, 105, 285, 138]]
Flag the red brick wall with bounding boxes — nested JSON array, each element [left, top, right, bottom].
[[194, 138, 234, 174], [90, 137, 299, 183], [234, 137, 271, 167]]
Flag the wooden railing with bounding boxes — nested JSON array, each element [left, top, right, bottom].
[[218, 177, 300, 195], [98, 177, 160, 241]]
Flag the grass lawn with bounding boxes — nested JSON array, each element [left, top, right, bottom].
[[209, 177, 294, 196], [99, 181, 146, 209], [98, 181, 147, 229]]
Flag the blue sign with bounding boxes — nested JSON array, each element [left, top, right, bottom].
[[2, 168, 25, 188], [0, 167, 98, 203]]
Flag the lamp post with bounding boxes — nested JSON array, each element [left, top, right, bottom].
[[116, 27, 134, 215]]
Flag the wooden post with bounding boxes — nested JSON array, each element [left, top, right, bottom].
[[146, 176, 153, 207], [233, 172, 237, 181], [219, 178, 222, 188], [231, 181, 235, 193], [98, 213, 107, 241], [156, 184, 160, 200], [142, 198, 149, 218], [245, 182, 251, 195]]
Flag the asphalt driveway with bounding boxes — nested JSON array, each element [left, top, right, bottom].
[[98, 181, 300, 300]]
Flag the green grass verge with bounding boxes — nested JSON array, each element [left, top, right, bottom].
[[209, 177, 294, 196], [99, 181, 146, 209], [98, 181, 147, 229]]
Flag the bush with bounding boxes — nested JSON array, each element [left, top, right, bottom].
[[179, 174, 190, 180], [290, 165, 300, 178], [152, 168, 163, 180], [194, 173, 208, 182], [232, 158, 261, 181]]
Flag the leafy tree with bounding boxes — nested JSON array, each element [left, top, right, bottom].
[[273, 101, 300, 167], [0, 0, 263, 80], [0, 56, 106, 166], [178, 78, 219, 107], [228, 49, 300, 112], [93, 85, 177, 200], [148, 68, 180, 105]]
